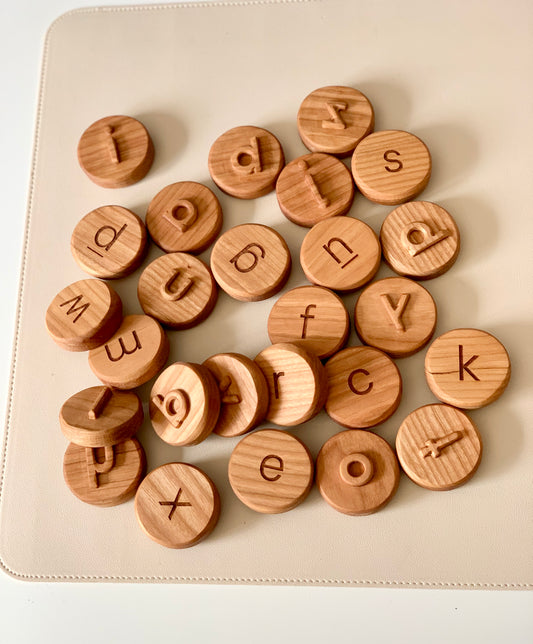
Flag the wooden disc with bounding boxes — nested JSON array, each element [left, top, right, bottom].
[[275, 152, 354, 227], [145, 181, 223, 254], [63, 438, 146, 507], [45, 279, 123, 351], [71, 205, 148, 279], [325, 346, 402, 428], [228, 429, 314, 513], [208, 125, 285, 199], [297, 85, 375, 157], [351, 130, 431, 205], [137, 252, 218, 329], [254, 342, 328, 426], [60, 386, 143, 448], [354, 277, 437, 358], [316, 429, 400, 515], [77, 115, 154, 188], [380, 201, 460, 279], [134, 462, 220, 549], [300, 216, 381, 292], [396, 404, 482, 491], [88, 314, 169, 389], [267, 285, 349, 359], [424, 328, 511, 409], [150, 362, 220, 446], [210, 223, 291, 301], [202, 353, 269, 437]]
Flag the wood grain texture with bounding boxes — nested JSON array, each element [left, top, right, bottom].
[[354, 277, 437, 358], [300, 216, 381, 292], [45, 278, 123, 351], [150, 362, 220, 446], [297, 85, 374, 157], [210, 223, 291, 301], [134, 462, 220, 549], [395, 404, 482, 491], [351, 130, 431, 205], [424, 328, 511, 409], [254, 342, 328, 426], [63, 438, 146, 507], [325, 346, 402, 428], [202, 352, 269, 437], [137, 252, 218, 329], [267, 285, 349, 359], [380, 201, 460, 279], [208, 125, 285, 199], [228, 428, 314, 513], [88, 314, 169, 389], [145, 181, 223, 254], [77, 115, 154, 188], [275, 152, 354, 227], [316, 429, 400, 515], [71, 205, 147, 279]]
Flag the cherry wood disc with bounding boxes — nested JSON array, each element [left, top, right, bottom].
[[77, 115, 154, 188], [297, 85, 375, 157], [88, 314, 169, 389], [316, 429, 400, 515], [137, 252, 217, 329], [354, 277, 437, 358], [396, 404, 482, 491], [71, 205, 148, 279], [267, 285, 349, 359], [275, 152, 354, 227], [45, 278, 123, 352], [208, 125, 285, 199], [63, 438, 146, 507], [300, 216, 381, 292], [210, 223, 291, 301], [134, 462, 220, 549], [202, 353, 269, 437], [424, 328, 511, 409], [351, 130, 431, 205], [145, 181, 223, 254], [380, 201, 460, 279], [325, 346, 402, 428], [228, 429, 314, 513]]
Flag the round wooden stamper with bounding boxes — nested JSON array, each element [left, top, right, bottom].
[[145, 181, 223, 254], [325, 346, 402, 428], [396, 404, 482, 491], [77, 115, 154, 188], [71, 205, 147, 279], [297, 85, 375, 157], [275, 152, 354, 227], [45, 279, 123, 352], [63, 438, 146, 507], [202, 353, 269, 437], [60, 386, 143, 448], [351, 130, 431, 205], [208, 125, 285, 199], [316, 430, 400, 515], [88, 314, 169, 389], [380, 201, 460, 279], [300, 216, 381, 292], [228, 429, 314, 513], [137, 252, 217, 329], [424, 328, 511, 409], [134, 462, 220, 549], [150, 362, 220, 446], [355, 277, 437, 358], [267, 285, 349, 359], [210, 223, 291, 301], [254, 343, 327, 426]]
